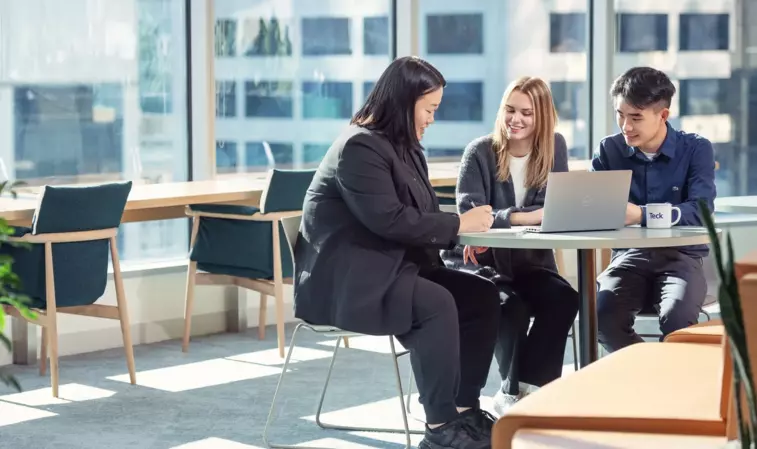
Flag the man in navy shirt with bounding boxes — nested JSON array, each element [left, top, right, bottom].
[[591, 67, 717, 352]]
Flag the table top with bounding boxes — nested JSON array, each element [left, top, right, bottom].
[[511, 429, 728, 449], [458, 226, 715, 250], [716, 195, 757, 214]]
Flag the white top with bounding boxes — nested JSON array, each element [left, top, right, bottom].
[[641, 151, 658, 160], [458, 226, 716, 250], [509, 153, 530, 207]]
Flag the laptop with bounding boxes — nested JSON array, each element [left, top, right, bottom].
[[526, 170, 632, 233]]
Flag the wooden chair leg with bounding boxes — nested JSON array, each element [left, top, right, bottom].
[[44, 242, 60, 398], [183, 217, 200, 353], [272, 221, 286, 358], [258, 294, 267, 340], [110, 237, 136, 385], [39, 327, 47, 376]]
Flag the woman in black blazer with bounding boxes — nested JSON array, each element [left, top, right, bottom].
[[294, 56, 498, 449]]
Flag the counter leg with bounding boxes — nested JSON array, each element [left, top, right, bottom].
[[12, 317, 37, 365], [577, 248, 598, 367]]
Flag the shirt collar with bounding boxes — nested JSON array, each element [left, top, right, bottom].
[[624, 122, 678, 160]]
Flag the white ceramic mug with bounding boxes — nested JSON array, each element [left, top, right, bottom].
[[646, 203, 681, 228]]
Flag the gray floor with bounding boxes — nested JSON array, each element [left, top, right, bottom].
[[0, 316, 685, 449]]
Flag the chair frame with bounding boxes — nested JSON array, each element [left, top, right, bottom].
[[183, 207, 319, 358], [2, 228, 136, 397], [262, 323, 421, 449]]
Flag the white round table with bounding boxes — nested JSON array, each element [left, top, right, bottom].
[[716, 195, 757, 214], [458, 226, 715, 367]]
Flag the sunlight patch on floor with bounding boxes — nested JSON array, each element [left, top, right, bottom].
[[107, 359, 281, 392], [0, 383, 116, 406]]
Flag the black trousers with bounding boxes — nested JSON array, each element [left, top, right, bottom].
[[394, 266, 500, 424], [495, 268, 579, 394]]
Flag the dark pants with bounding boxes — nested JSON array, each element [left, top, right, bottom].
[[494, 269, 579, 394], [596, 248, 707, 353], [395, 267, 500, 424]]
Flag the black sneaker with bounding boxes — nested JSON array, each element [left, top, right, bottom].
[[418, 415, 491, 449], [459, 407, 496, 438]]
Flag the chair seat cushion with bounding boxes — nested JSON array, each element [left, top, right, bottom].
[[190, 214, 291, 280], [493, 343, 725, 446], [664, 320, 724, 345]]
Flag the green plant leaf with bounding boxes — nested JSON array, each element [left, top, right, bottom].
[[0, 332, 10, 353]]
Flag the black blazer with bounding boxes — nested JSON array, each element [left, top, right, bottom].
[[294, 125, 460, 336]]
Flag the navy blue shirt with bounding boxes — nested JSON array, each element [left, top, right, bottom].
[[591, 122, 717, 257]]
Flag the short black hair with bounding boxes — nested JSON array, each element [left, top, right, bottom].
[[352, 56, 445, 150], [610, 67, 676, 110]]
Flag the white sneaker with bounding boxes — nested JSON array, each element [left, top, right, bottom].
[[492, 389, 522, 417], [492, 382, 540, 417]]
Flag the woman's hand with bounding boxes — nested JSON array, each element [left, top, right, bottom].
[[458, 205, 493, 233], [463, 245, 488, 265], [511, 209, 544, 226]]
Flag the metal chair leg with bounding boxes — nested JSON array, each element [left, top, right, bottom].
[[264, 331, 421, 449], [263, 323, 305, 449], [570, 321, 578, 372], [405, 366, 414, 414]]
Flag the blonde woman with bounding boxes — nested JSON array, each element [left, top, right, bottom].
[[441, 77, 579, 415]]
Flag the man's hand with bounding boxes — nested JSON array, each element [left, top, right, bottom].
[[463, 245, 488, 265], [626, 203, 643, 226]]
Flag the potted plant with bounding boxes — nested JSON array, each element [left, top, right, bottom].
[[0, 180, 35, 392], [700, 199, 756, 448]]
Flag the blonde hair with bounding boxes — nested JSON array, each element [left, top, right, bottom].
[[491, 76, 557, 188]]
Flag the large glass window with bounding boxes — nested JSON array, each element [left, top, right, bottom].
[[614, 2, 753, 196], [680, 14, 729, 51], [213, 1, 392, 175], [418, 2, 590, 163], [617, 14, 668, 53], [0, 0, 189, 262], [426, 14, 484, 55]]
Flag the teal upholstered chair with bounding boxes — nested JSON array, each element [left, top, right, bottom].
[[434, 185, 456, 207], [1, 181, 135, 397], [183, 169, 315, 357]]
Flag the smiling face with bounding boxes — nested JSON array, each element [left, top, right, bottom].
[[414, 87, 442, 140], [614, 96, 669, 149], [505, 90, 535, 142]]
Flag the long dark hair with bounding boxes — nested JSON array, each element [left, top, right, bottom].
[[351, 56, 446, 150]]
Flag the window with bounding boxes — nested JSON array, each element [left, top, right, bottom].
[[426, 147, 463, 160], [245, 142, 294, 169], [216, 81, 236, 118], [550, 13, 585, 53], [1, 0, 189, 262], [680, 14, 729, 51], [216, 141, 238, 174], [215, 2, 391, 175], [302, 17, 352, 56], [364, 17, 389, 55], [303, 143, 331, 166], [614, 1, 756, 196], [435, 82, 483, 122], [244, 81, 293, 118], [551, 81, 586, 121], [426, 14, 483, 55], [241, 17, 293, 56], [679, 79, 729, 116], [215, 19, 237, 56], [363, 81, 376, 101], [302, 82, 353, 119], [617, 14, 668, 52]]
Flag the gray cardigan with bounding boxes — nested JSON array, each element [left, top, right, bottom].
[[441, 133, 569, 287]]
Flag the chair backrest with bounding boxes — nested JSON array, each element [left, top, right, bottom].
[[281, 215, 302, 266], [32, 181, 132, 234], [259, 169, 315, 214]]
